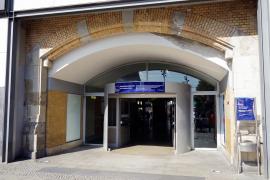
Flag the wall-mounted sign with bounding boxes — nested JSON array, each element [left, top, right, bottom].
[[115, 82, 165, 94], [236, 97, 255, 121]]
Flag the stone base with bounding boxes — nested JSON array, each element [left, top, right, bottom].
[[31, 149, 46, 159], [46, 140, 83, 156]]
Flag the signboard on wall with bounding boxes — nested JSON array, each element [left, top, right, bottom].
[[115, 82, 165, 94], [236, 97, 256, 121]]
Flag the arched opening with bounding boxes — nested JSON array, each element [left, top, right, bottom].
[[46, 33, 229, 155]]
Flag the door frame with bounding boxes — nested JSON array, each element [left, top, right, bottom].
[[109, 93, 177, 148], [83, 92, 104, 146]]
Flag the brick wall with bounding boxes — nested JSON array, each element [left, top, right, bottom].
[[46, 91, 67, 148], [173, 0, 257, 35], [46, 91, 84, 150], [23, 0, 257, 57], [22, 0, 259, 159]]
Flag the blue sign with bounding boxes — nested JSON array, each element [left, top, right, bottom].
[[236, 98, 255, 121], [115, 82, 165, 94]]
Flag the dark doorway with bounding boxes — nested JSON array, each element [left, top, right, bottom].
[[85, 96, 104, 144], [125, 98, 175, 147]]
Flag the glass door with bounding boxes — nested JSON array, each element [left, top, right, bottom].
[[119, 99, 131, 146], [85, 96, 104, 144], [193, 95, 217, 148], [166, 99, 176, 148]]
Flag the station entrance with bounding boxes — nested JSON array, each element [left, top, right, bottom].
[[119, 98, 175, 147]]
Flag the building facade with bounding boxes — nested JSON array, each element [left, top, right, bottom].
[[0, 0, 270, 178]]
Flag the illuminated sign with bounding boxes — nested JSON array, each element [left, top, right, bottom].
[[115, 82, 165, 94]]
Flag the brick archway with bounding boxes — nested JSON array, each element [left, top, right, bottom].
[[27, 9, 240, 62], [22, 4, 255, 159]]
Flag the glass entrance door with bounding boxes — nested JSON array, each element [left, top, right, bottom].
[[166, 99, 176, 148], [85, 96, 104, 144], [193, 95, 217, 148]]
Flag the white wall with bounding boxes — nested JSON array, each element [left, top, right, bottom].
[[0, 18, 8, 88], [232, 36, 262, 120], [14, 0, 114, 11], [0, 18, 8, 161]]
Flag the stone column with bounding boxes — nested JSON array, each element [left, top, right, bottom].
[[23, 46, 47, 159]]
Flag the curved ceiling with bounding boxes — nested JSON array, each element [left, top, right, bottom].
[[49, 33, 229, 85]]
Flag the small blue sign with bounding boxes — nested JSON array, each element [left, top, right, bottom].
[[236, 98, 255, 121], [115, 82, 165, 94]]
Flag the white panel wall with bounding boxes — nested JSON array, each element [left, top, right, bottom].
[[0, 18, 8, 88], [14, 0, 114, 11], [0, 18, 8, 161], [66, 94, 81, 142]]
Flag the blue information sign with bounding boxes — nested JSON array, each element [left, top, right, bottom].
[[115, 82, 165, 94], [236, 98, 255, 121]]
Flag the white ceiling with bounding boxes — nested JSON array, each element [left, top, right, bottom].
[[49, 33, 229, 85]]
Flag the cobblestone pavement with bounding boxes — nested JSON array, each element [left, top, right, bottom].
[[0, 160, 203, 180], [0, 146, 264, 180]]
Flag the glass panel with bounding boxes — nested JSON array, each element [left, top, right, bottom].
[[117, 70, 215, 91], [85, 96, 104, 144], [85, 63, 217, 92], [193, 95, 217, 148], [120, 99, 130, 127], [108, 98, 116, 126], [220, 95, 225, 145], [196, 80, 215, 91]]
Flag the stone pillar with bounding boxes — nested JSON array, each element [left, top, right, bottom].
[[23, 46, 47, 159]]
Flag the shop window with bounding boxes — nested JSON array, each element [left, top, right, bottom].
[[108, 98, 116, 126]]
